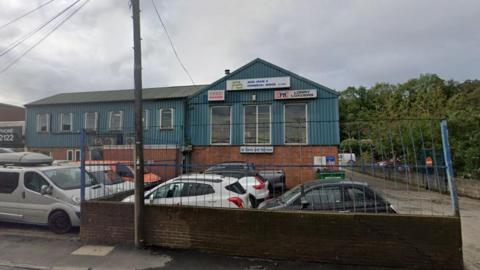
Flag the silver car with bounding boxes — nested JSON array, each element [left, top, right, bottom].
[[0, 164, 99, 233]]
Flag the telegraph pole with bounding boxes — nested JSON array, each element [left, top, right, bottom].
[[131, 0, 145, 248]]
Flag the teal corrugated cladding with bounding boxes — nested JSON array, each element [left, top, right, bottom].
[[26, 99, 186, 148], [188, 59, 340, 146]]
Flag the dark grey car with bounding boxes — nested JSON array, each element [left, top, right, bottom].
[[258, 180, 397, 214]]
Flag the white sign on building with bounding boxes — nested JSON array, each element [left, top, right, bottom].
[[274, 89, 317, 100], [240, 146, 274, 154], [226, 76, 290, 91], [208, 90, 225, 101]]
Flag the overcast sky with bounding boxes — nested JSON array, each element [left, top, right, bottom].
[[0, 0, 479, 106]]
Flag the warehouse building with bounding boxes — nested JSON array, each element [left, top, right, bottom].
[[25, 58, 340, 186]]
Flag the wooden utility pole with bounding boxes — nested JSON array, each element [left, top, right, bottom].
[[131, 0, 145, 248]]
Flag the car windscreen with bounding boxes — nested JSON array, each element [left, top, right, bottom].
[[89, 170, 124, 185], [43, 167, 97, 190], [279, 185, 302, 203]]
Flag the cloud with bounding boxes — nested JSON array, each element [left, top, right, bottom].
[[0, 0, 479, 106]]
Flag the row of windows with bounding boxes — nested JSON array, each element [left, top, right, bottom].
[[210, 103, 307, 145], [34, 104, 307, 145], [36, 109, 174, 133]]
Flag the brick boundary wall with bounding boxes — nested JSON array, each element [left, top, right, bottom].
[[81, 201, 463, 270], [190, 146, 339, 188]]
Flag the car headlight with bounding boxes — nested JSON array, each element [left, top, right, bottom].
[[71, 196, 81, 205]]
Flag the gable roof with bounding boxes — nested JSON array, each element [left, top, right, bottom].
[[25, 85, 207, 106], [189, 58, 339, 99]]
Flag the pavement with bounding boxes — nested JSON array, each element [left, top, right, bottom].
[[0, 223, 395, 270]]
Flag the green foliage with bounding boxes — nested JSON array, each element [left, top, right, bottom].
[[339, 76, 480, 177]]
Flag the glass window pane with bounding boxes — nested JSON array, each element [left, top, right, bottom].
[[211, 107, 230, 144], [61, 113, 72, 131], [109, 111, 122, 130], [258, 105, 270, 144], [85, 112, 97, 131], [37, 114, 48, 132], [161, 109, 173, 129], [285, 104, 306, 143], [244, 106, 256, 144]]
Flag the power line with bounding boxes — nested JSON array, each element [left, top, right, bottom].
[[0, 0, 57, 31], [0, 0, 90, 75], [0, 0, 81, 58], [151, 0, 195, 85]]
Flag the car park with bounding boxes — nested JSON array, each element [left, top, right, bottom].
[[203, 170, 269, 207], [205, 161, 286, 193], [258, 180, 397, 214], [122, 173, 250, 209], [0, 152, 100, 234]]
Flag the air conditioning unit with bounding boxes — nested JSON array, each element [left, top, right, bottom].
[[91, 137, 103, 146], [125, 136, 135, 145], [102, 137, 116, 145]]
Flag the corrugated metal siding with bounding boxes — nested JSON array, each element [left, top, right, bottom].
[[26, 99, 186, 148], [188, 60, 340, 146]]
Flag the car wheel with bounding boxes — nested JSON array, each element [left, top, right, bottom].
[[48, 210, 72, 234]]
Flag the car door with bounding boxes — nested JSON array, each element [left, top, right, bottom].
[[179, 182, 216, 207], [0, 171, 24, 222], [344, 185, 385, 213], [151, 182, 183, 205], [302, 186, 344, 212], [22, 171, 56, 224]]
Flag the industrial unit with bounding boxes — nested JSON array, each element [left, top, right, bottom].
[[25, 58, 340, 186]]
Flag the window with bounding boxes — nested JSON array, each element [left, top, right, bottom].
[[24, 172, 50, 193], [181, 183, 215, 197], [0, 172, 19, 193], [75, 150, 81, 162], [159, 108, 173, 129], [143, 110, 149, 130], [153, 183, 183, 199], [108, 111, 123, 131], [84, 112, 98, 131], [36, 113, 49, 133], [60, 113, 73, 132], [211, 106, 231, 144], [304, 187, 342, 210], [244, 105, 271, 144], [67, 149, 80, 161], [284, 104, 307, 144]]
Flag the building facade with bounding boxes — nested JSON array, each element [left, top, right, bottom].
[[25, 59, 340, 186]]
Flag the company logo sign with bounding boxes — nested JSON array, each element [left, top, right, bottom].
[[0, 126, 23, 147], [208, 90, 225, 101], [226, 76, 290, 91], [274, 89, 317, 100]]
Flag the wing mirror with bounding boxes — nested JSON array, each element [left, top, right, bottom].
[[40, 185, 52, 195]]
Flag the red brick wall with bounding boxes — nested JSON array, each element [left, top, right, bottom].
[[81, 202, 463, 270], [190, 146, 338, 188]]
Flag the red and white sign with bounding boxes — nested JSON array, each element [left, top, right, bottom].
[[208, 90, 225, 101], [274, 89, 317, 100]]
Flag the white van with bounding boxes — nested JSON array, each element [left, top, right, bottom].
[[338, 153, 356, 167], [0, 152, 99, 233]]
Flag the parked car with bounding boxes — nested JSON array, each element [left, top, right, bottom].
[[204, 170, 269, 207], [205, 161, 286, 193], [122, 173, 250, 209], [258, 180, 397, 214], [85, 160, 161, 184], [339, 153, 356, 166], [0, 152, 100, 234], [85, 165, 135, 198]]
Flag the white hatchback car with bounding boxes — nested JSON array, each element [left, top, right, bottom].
[[122, 173, 250, 209]]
